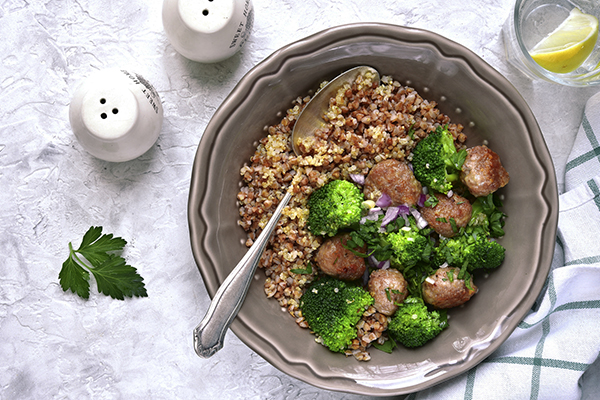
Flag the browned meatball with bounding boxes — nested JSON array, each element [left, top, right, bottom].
[[364, 159, 422, 207], [420, 192, 472, 238], [460, 145, 509, 197], [314, 233, 366, 281], [367, 269, 409, 316], [422, 267, 477, 309]]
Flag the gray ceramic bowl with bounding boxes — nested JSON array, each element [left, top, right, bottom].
[[188, 23, 558, 396]]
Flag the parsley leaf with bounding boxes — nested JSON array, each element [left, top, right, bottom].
[[470, 194, 507, 237], [59, 226, 148, 300], [59, 254, 91, 299], [408, 123, 416, 140], [451, 148, 468, 170], [290, 262, 313, 275], [77, 226, 127, 265], [424, 195, 439, 208], [372, 335, 397, 354]]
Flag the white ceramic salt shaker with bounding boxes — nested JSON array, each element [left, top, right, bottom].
[[162, 0, 254, 63], [69, 69, 164, 162]]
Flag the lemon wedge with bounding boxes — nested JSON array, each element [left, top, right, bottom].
[[529, 8, 599, 74]]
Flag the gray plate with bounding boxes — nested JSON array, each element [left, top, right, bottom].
[[188, 23, 558, 396]]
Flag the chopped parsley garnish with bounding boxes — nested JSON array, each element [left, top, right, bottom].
[[408, 123, 416, 140], [372, 335, 397, 354], [424, 195, 439, 208], [449, 217, 458, 233], [347, 214, 394, 261], [451, 148, 468, 171], [472, 193, 507, 237], [290, 262, 313, 275]]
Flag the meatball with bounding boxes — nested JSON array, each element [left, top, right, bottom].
[[422, 267, 478, 309], [368, 269, 409, 316], [364, 159, 422, 207], [314, 233, 366, 281], [420, 192, 472, 238], [460, 145, 509, 197]]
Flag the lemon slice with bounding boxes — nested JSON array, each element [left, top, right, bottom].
[[529, 8, 599, 74]]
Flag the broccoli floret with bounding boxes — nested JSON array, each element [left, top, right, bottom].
[[411, 125, 466, 194], [307, 180, 364, 237], [465, 237, 505, 271], [434, 233, 505, 272], [299, 276, 374, 353], [432, 235, 466, 267], [387, 217, 432, 268], [388, 296, 448, 348]]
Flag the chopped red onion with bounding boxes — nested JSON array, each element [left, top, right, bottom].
[[417, 194, 427, 207], [397, 205, 410, 215], [411, 207, 428, 229], [375, 193, 392, 208], [360, 210, 381, 224], [381, 206, 400, 227], [447, 190, 453, 198], [349, 173, 365, 185], [368, 255, 390, 270], [368, 255, 379, 269], [362, 268, 370, 286]]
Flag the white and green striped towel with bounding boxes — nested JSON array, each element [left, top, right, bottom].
[[410, 93, 600, 400]]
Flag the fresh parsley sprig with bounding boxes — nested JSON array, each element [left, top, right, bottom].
[[59, 226, 148, 300]]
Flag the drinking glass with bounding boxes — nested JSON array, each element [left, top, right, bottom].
[[503, 0, 600, 86]]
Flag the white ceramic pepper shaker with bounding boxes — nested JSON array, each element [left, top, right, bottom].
[[162, 0, 254, 63], [69, 69, 164, 162]]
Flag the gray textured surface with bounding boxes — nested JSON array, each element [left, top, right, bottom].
[[0, 0, 598, 399]]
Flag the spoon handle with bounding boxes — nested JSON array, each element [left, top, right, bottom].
[[193, 191, 292, 358]]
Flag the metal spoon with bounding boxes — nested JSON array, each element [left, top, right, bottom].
[[193, 191, 291, 358], [193, 65, 380, 358]]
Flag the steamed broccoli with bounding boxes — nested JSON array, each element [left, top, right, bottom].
[[299, 276, 374, 353], [434, 232, 505, 273], [388, 296, 448, 348], [307, 180, 364, 237], [387, 216, 433, 268], [464, 236, 505, 271], [411, 125, 467, 194]]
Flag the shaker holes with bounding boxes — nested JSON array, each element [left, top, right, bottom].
[[98, 98, 119, 119], [203, 0, 213, 16]]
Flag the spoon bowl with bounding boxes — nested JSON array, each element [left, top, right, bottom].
[[291, 66, 380, 155]]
